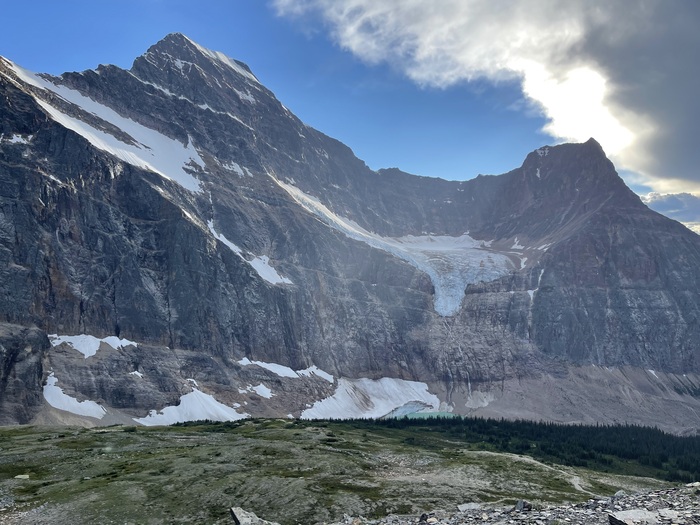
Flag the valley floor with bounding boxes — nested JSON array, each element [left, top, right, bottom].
[[0, 420, 678, 524]]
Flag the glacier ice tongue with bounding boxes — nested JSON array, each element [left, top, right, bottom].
[[276, 180, 512, 315]]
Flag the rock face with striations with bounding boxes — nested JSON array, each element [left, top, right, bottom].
[[1, 33, 700, 430]]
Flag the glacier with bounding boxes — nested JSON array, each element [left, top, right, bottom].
[[276, 179, 513, 316]]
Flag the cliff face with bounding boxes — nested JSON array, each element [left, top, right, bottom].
[[0, 324, 46, 424], [1, 34, 700, 430]]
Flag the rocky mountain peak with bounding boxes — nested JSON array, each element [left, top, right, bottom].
[[461, 139, 645, 243], [2, 34, 700, 431], [137, 32, 259, 83], [521, 138, 614, 182], [124, 32, 265, 115], [515, 138, 642, 211]]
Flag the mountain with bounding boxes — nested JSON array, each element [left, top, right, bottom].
[[2, 33, 700, 432]]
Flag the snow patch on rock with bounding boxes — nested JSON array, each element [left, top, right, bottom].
[[238, 358, 334, 382], [49, 334, 138, 358], [249, 256, 293, 285], [4, 60, 204, 192], [223, 161, 253, 178], [301, 377, 439, 419], [234, 88, 256, 104], [207, 219, 244, 256], [134, 388, 248, 425], [183, 35, 260, 85], [298, 365, 335, 383], [238, 358, 298, 378], [43, 373, 106, 419], [1, 133, 32, 144], [252, 384, 273, 398], [207, 220, 292, 285]]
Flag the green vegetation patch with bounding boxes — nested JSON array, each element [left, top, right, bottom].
[[0, 419, 681, 525]]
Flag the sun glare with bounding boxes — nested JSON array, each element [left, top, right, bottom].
[[518, 61, 633, 155]]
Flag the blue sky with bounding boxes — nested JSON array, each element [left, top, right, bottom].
[[2, 1, 699, 202]]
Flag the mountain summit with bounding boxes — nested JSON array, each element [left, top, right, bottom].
[[1, 34, 700, 431], [139, 32, 260, 82]]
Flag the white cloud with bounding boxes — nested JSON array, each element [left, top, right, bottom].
[[275, 0, 699, 194], [642, 192, 700, 233], [518, 61, 633, 155]]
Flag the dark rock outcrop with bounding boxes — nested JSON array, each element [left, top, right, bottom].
[[0, 324, 47, 424]]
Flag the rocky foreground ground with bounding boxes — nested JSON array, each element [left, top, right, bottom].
[[232, 485, 700, 525], [3, 483, 699, 524]]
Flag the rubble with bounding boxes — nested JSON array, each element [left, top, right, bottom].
[[350, 485, 700, 525], [235, 484, 700, 525]]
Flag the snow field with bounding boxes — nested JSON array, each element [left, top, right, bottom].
[[43, 372, 106, 419], [301, 377, 440, 419], [5, 60, 204, 192], [134, 388, 248, 425]]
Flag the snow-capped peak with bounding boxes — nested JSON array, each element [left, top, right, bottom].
[[184, 36, 260, 84], [146, 33, 260, 85]]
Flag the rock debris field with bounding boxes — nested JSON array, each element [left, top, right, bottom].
[[234, 485, 700, 525]]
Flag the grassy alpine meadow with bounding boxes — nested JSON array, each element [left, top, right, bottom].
[[0, 418, 684, 524]]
